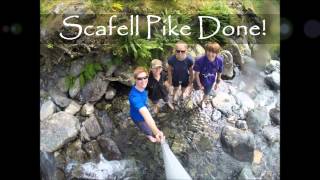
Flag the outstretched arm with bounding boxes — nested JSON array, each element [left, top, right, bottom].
[[139, 107, 164, 141]]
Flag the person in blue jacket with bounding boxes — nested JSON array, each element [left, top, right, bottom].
[[129, 66, 165, 143]]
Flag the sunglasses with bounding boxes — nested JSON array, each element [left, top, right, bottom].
[[207, 49, 217, 53], [176, 50, 186, 53], [136, 76, 148, 81]]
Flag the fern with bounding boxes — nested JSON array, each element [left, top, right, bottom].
[[65, 63, 103, 90]]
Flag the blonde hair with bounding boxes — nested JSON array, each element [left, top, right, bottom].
[[175, 40, 188, 49], [205, 42, 221, 53], [133, 66, 148, 79]]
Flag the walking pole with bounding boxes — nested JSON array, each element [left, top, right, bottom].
[[160, 140, 192, 180]]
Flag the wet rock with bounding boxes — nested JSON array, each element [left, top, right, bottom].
[[265, 71, 280, 91], [265, 60, 280, 74], [238, 166, 256, 180], [40, 151, 66, 180], [262, 126, 280, 145], [83, 115, 102, 138], [83, 140, 102, 161], [261, 171, 273, 180], [41, 112, 80, 152], [197, 136, 212, 152], [269, 108, 280, 125], [235, 120, 248, 130], [40, 151, 56, 180], [211, 108, 222, 121], [171, 134, 189, 154], [254, 90, 276, 108], [211, 92, 237, 115], [65, 139, 88, 163], [246, 107, 270, 133], [97, 135, 122, 160], [64, 101, 81, 115], [65, 154, 139, 180], [54, 151, 66, 170], [234, 92, 255, 114], [40, 100, 56, 121], [220, 126, 255, 162]]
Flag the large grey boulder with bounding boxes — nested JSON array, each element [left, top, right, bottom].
[[97, 135, 122, 160], [220, 50, 234, 79], [246, 107, 270, 133], [41, 112, 80, 152], [49, 88, 71, 108], [224, 42, 243, 69], [220, 126, 255, 162], [79, 73, 109, 102], [211, 92, 237, 115]]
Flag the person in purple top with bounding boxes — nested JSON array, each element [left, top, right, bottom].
[[193, 42, 224, 108]]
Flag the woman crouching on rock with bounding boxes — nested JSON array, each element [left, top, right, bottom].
[[129, 66, 165, 143]]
